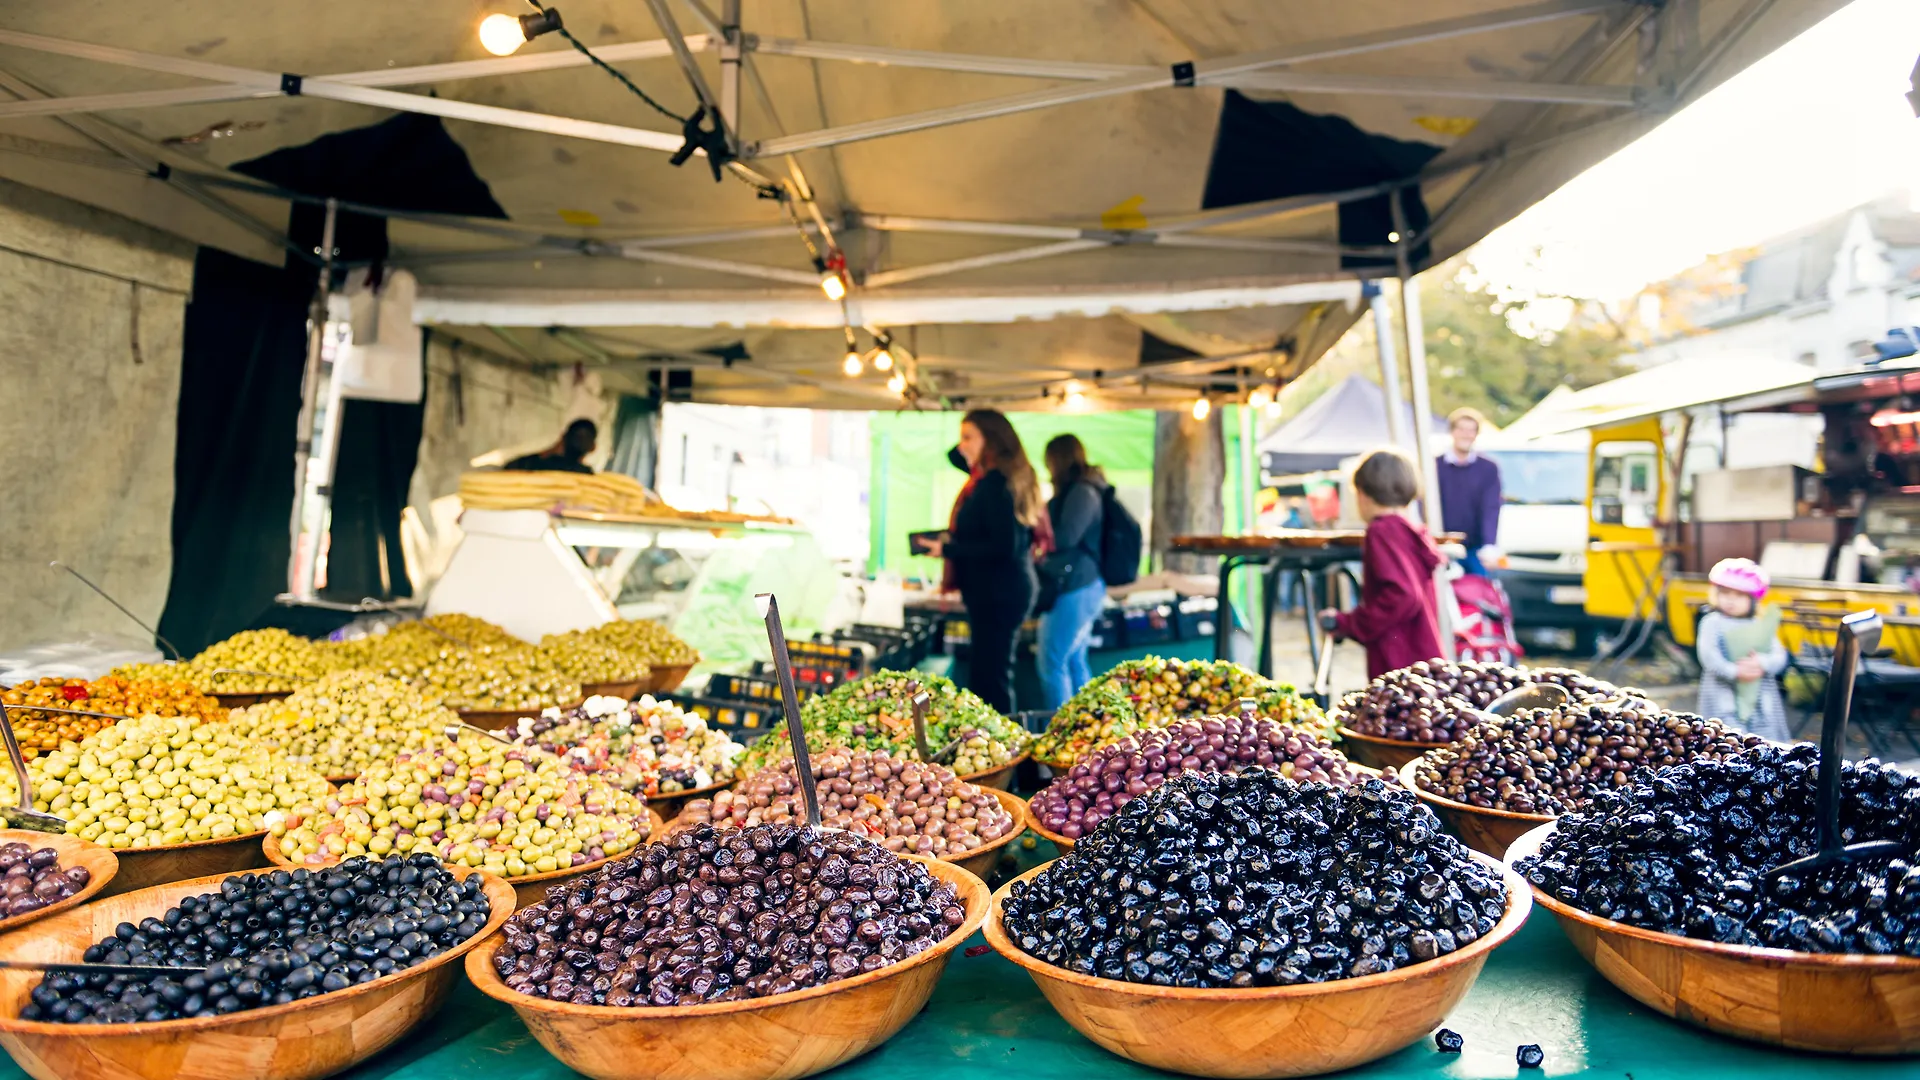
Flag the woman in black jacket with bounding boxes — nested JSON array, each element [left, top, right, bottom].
[[922, 410, 1047, 714]]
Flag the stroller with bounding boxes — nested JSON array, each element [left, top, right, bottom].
[[1450, 572, 1523, 665]]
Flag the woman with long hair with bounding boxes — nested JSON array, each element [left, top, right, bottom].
[[1036, 434, 1109, 710], [922, 409, 1049, 713]]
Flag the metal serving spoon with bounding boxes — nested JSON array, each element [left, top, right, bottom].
[[757, 593, 821, 829], [1764, 609, 1903, 882], [1484, 682, 1571, 717], [0, 703, 68, 833], [906, 681, 963, 765]]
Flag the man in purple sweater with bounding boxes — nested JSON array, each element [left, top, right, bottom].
[[1435, 407, 1503, 577]]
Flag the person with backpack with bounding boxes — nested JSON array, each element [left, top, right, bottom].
[[1036, 435, 1134, 710]]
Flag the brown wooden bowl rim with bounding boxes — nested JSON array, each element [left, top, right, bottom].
[[1505, 820, 1920, 971], [109, 828, 271, 854], [580, 678, 651, 696], [984, 850, 1532, 1000], [1399, 759, 1557, 825], [1335, 725, 1453, 750], [645, 776, 735, 802], [958, 749, 1030, 784], [261, 805, 664, 885], [1027, 817, 1076, 853], [464, 852, 988, 1018], [456, 697, 586, 723], [0, 863, 515, 1037], [211, 691, 294, 705], [0, 831, 118, 934]]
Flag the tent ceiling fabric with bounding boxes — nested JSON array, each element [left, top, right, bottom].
[[0, 0, 1842, 411]]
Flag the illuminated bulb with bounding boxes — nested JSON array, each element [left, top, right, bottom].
[[887, 372, 906, 394], [820, 271, 847, 301], [1386, 230, 1402, 243], [873, 347, 894, 371], [842, 351, 863, 377], [1264, 399, 1283, 418], [1065, 388, 1086, 409], [478, 14, 529, 55], [1191, 397, 1211, 421], [1247, 386, 1273, 410]]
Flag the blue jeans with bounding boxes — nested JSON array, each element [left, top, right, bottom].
[[1038, 579, 1106, 711], [1459, 549, 1487, 577]]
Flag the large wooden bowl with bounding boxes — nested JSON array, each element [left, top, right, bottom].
[[0, 832, 116, 935], [959, 750, 1027, 792], [985, 854, 1532, 1078], [581, 679, 646, 701], [212, 691, 292, 710], [1506, 822, 1920, 1055], [1400, 759, 1552, 859], [1333, 725, 1447, 771], [102, 831, 269, 897], [945, 789, 1028, 880], [643, 663, 694, 693], [465, 854, 989, 1080], [0, 864, 515, 1080], [261, 807, 665, 911], [457, 698, 584, 732]]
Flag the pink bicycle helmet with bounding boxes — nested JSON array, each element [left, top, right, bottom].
[[1708, 557, 1769, 599]]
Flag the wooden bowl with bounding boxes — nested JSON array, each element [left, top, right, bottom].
[[581, 679, 646, 701], [212, 691, 292, 710], [457, 698, 584, 732], [0, 832, 116, 934], [102, 831, 269, 897], [465, 854, 988, 1080], [1334, 725, 1446, 771], [1506, 822, 1920, 1055], [645, 777, 735, 823], [644, 663, 694, 693], [261, 807, 666, 911], [959, 750, 1028, 791], [944, 788, 1028, 880], [0, 864, 515, 1080], [1399, 759, 1552, 859], [1027, 817, 1076, 858], [985, 854, 1532, 1078]]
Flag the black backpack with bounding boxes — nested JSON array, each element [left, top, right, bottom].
[[1097, 486, 1142, 586]]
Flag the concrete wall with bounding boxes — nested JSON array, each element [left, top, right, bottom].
[[405, 333, 612, 583], [0, 179, 193, 652]]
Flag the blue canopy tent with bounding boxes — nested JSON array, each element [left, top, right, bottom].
[[1259, 375, 1445, 477]]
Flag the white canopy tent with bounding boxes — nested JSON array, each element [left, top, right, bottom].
[[0, 0, 1844, 413]]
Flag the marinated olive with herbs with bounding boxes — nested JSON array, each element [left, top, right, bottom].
[[20, 854, 492, 1024], [490, 823, 964, 1006], [1520, 744, 1920, 955], [1005, 771, 1508, 987], [578, 618, 699, 667], [1036, 658, 1330, 765], [737, 671, 1028, 776], [513, 695, 744, 796], [227, 671, 459, 779], [0, 676, 223, 757]]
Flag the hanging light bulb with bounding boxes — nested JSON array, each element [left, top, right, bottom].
[[1247, 385, 1273, 410], [1063, 380, 1086, 410], [1264, 398, 1283, 419], [479, 9, 563, 56], [1191, 396, 1211, 421], [887, 372, 906, 394], [872, 344, 894, 371], [1386, 230, 1402, 244], [842, 350, 864, 377], [814, 255, 847, 301]]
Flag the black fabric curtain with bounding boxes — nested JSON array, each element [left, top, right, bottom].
[[156, 248, 312, 656], [1202, 92, 1442, 271], [322, 392, 424, 603]]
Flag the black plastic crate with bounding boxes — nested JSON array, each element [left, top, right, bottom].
[[708, 670, 832, 702], [665, 692, 779, 736]]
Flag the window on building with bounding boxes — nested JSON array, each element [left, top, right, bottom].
[[1798, 351, 1818, 367]]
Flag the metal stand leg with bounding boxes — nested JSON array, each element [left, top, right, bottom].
[[1300, 569, 1322, 674], [1257, 560, 1282, 678], [1213, 556, 1241, 662]]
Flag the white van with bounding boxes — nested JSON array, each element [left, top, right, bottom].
[[1472, 431, 1607, 653]]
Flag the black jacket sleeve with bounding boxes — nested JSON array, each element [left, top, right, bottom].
[[1052, 482, 1102, 555], [944, 472, 1022, 563]]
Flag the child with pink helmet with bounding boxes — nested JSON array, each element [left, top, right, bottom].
[[1696, 557, 1790, 741]]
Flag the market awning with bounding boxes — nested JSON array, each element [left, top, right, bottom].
[[1518, 355, 1819, 434], [1259, 374, 1447, 475], [0, 0, 1845, 410]]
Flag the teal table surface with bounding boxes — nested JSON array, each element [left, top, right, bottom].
[[5, 847, 1914, 1079]]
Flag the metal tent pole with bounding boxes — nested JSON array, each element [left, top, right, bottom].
[[288, 198, 338, 601], [1366, 280, 1408, 449], [1390, 194, 1456, 661]]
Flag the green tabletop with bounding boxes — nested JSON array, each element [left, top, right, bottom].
[[5, 846, 1912, 1079]]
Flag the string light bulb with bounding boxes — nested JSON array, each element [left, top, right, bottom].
[[1064, 381, 1086, 410], [1386, 230, 1401, 243], [842, 351, 864, 377], [814, 255, 847, 301], [478, 9, 564, 56], [887, 372, 906, 394], [1191, 396, 1211, 421], [873, 345, 894, 371], [1247, 385, 1273, 410]]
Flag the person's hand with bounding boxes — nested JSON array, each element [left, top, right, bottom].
[[1317, 608, 1341, 634], [1478, 545, 1507, 570], [1735, 655, 1763, 683], [919, 538, 944, 559]]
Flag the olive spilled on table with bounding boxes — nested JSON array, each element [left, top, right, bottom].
[[0, 842, 89, 917]]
